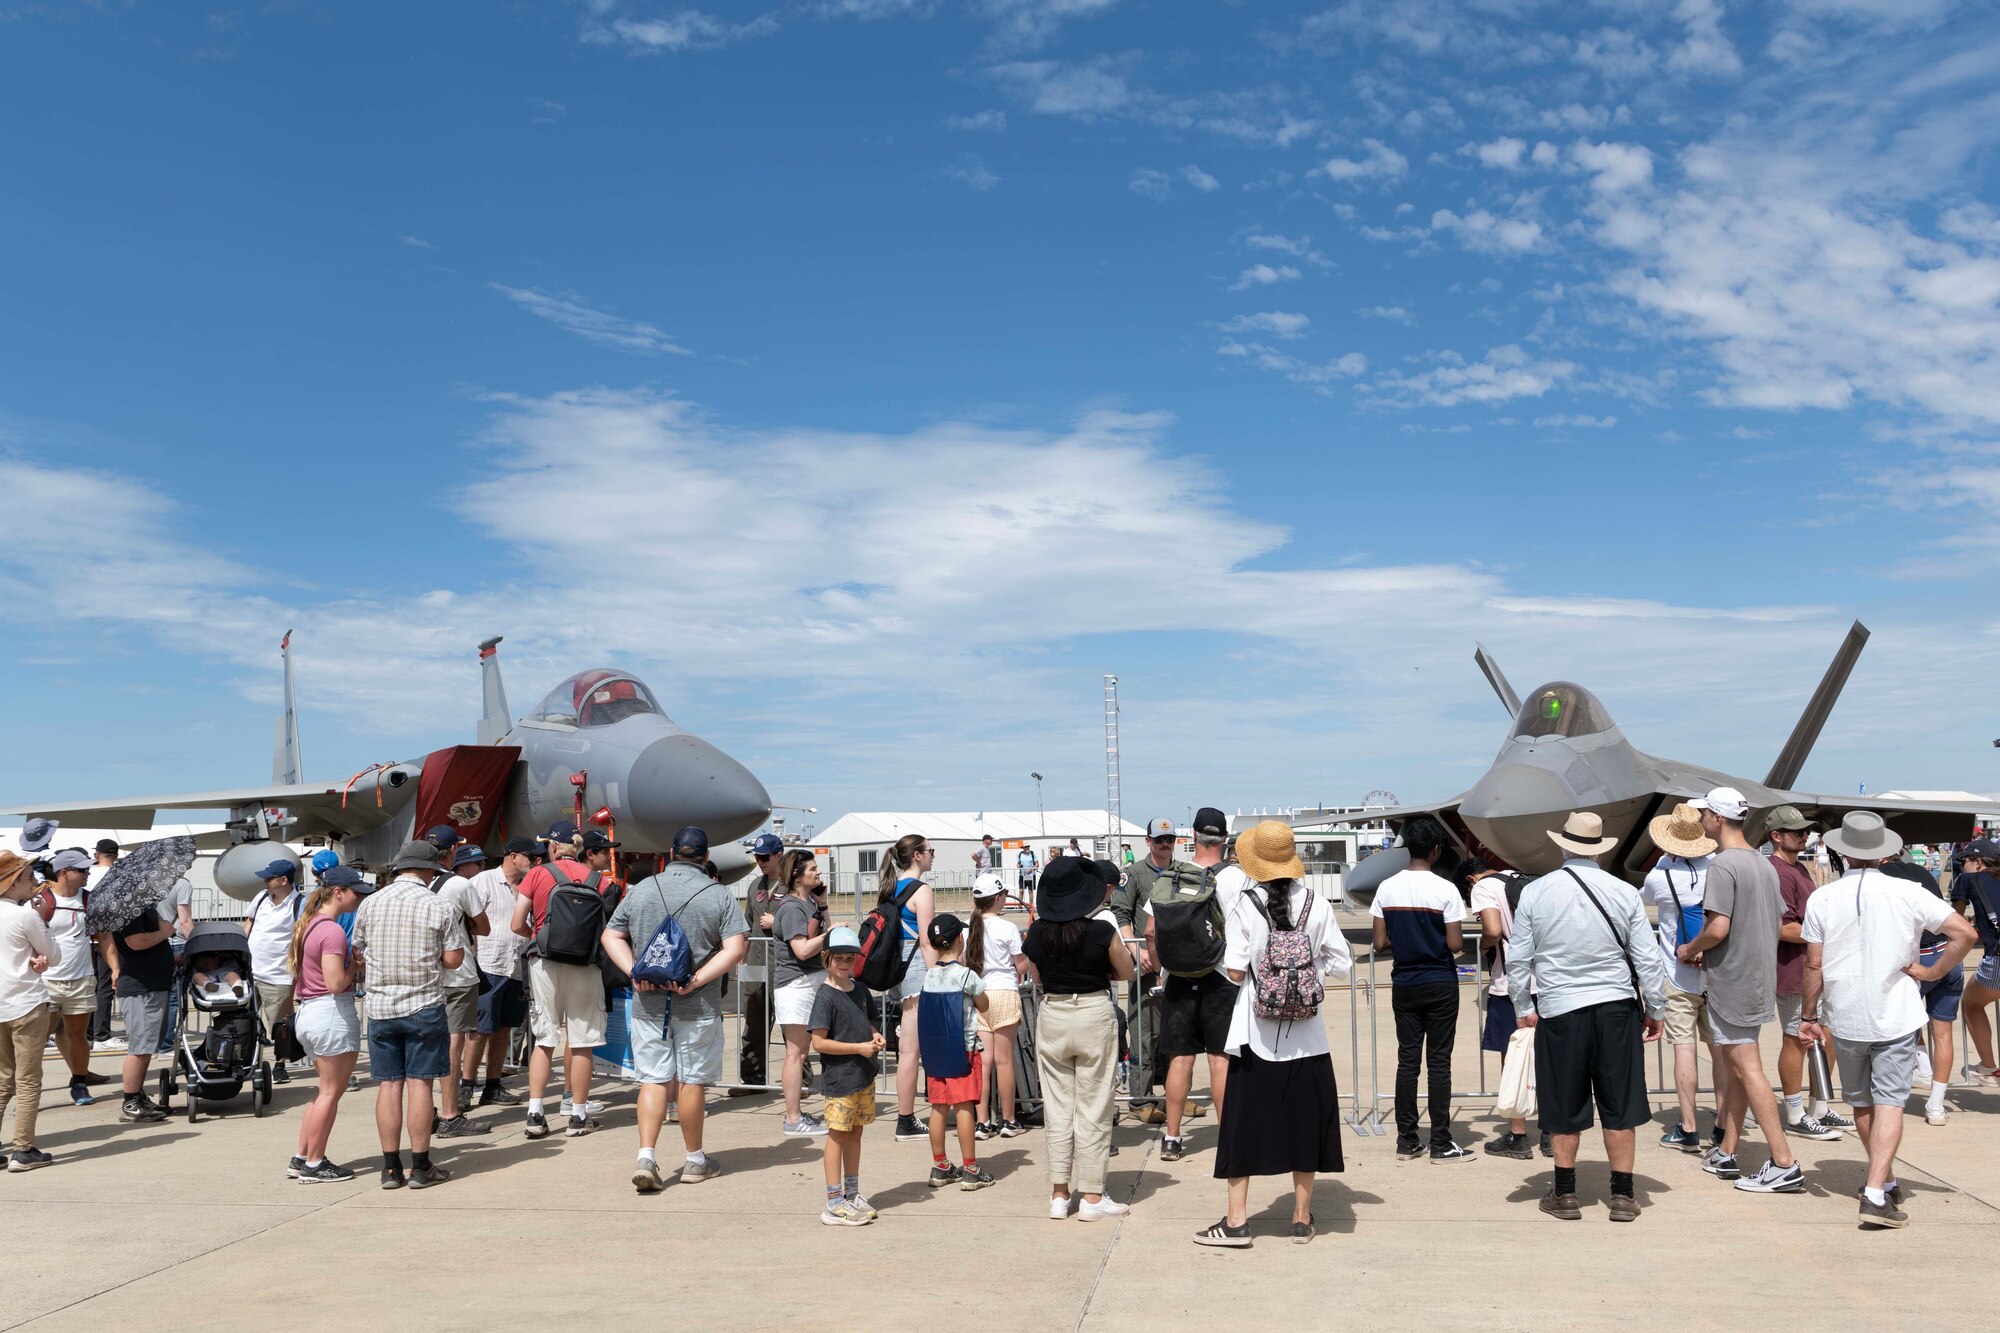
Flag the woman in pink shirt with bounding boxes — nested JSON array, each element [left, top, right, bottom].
[[287, 868, 366, 1184]]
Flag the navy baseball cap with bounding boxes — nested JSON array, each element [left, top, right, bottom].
[[452, 844, 487, 868], [750, 833, 784, 857], [502, 836, 540, 857], [673, 826, 709, 858], [580, 829, 620, 852], [427, 824, 462, 849], [255, 858, 296, 881], [321, 866, 364, 889], [543, 819, 578, 845]]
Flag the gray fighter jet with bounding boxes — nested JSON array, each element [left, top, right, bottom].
[[1331, 622, 1999, 901], [6, 635, 772, 894]]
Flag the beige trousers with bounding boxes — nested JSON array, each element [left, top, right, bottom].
[[1035, 993, 1118, 1195], [0, 1007, 52, 1152]]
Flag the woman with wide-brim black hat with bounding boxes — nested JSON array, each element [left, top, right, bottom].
[[1021, 857, 1134, 1221], [1193, 821, 1352, 1250]]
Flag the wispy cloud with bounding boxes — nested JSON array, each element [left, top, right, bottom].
[[1129, 164, 1219, 199], [1533, 413, 1618, 428], [488, 284, 693, 355], [1229, 263, 1300, 290], [944, 109, 1007, 132], [1220, 311, 1311, 339], [399, 235, 437, 250], [1318, 138, 1409, 183], [1363, 344, 1577, 408], [945, 155, 1002, 190], [582, 6, 780, 53], [1360, 305, 1416, 324]]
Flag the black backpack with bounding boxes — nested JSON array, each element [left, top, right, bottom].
[[1148, 862, 1225, 978], [536, 869, 610, 966], [856, 879, 920, 992]]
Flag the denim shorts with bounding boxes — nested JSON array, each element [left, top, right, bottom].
[[1977, 954, 2000, 989], [368, 1003, 448, 1082], [296, 993, 360, 1059]]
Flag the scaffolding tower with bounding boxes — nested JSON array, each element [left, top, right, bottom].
[[1104, 674, 1121, 857]]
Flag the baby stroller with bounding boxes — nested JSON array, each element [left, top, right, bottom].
[[157, 922, 274, 1121]]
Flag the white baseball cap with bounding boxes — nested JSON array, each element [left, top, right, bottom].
[[1692, 786, 1750, 821], [972, 872, 1007, 899]]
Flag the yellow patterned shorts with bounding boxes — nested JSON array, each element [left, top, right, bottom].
[[824, 1087, 877, 1132]]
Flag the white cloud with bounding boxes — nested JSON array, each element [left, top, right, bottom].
[[946, 156, 1002, 190], [1430, 208, 1543, 253], [585, 8, 780, 52], [1533, 413, 1618, 428], [944, 110, 1007, 132], [1464, 137, 1526, 169], [1668, 0, 1743, 75], [1230, 264, 1302, 289], [1360, 305, 1416, 324], [987, 58, 1133, 117], [1364, 344, 1578, 408], [1218, 340, 1367, 390], [1220, 311, 1311, 339], [976, 0, 1120, 55], [1530, 140, 1561, 167], [1130, 164, 1219, 199], [488, 284, 693, 355], [1243, 232, 1332, 267], [1572, 140, 1655, 193], [399, 235, 436, 250], [1319, 138, 1409, 183], [1182, 164, 1220, 192]]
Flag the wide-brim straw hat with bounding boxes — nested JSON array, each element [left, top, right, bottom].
[[0, 852, 28, 898], [1236, 819, 1306, 882], [1549, 810, 1619, 857], [1648, 802, 1717, 859], [1822, 811, 1904, 861]]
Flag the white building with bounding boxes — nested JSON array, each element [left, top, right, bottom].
[[809, 810, 1147, 890]]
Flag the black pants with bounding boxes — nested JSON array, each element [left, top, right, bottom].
[[1392, 982, 1459, 1146], [739, 984, 770, 1084], [91, 950, 115, 1043]]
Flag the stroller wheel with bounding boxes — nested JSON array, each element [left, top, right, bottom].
[[157, 1070, 173, 1108], [187, 1089, 198, 1124]]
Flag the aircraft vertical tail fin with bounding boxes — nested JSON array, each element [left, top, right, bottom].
[[273, 629, 303, 785], [477, 637, 512, 746], [1474, 642, 1523, 718], [1763, 620, 1869, 791]]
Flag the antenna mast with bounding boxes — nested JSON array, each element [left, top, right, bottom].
[[1104, 674, 1121, 858]]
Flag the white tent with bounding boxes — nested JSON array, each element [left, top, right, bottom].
[[809, 810, 1147, 888]]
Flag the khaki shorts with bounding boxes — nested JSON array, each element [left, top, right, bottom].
[[824, 1087, 877, 1133], [256, 979, 296, 1034], [1664, 989, 1711, 1047], [528, 958, 605, 1050], [45, 974, 96, 1016], [976, 987, 1022, 1033], [444, 985, 479, 1035]]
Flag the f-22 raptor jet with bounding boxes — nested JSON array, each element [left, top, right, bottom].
[[7, 635, 772, 895], [1329, 622, 1998, 902]]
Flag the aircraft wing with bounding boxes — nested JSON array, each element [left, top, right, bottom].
[[3, 765, 422, 841], [1763, 789, 2000, 846], [1289, 796, 1466, 831]]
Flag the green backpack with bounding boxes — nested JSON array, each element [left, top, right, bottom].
[[1148, 862, 1226, 978]]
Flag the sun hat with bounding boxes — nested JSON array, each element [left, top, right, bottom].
[[0, 852, 29, 898], [1648, 802, 1717, 859], [1093, 858, 1124, 890], [825, 925, 861, 954], [1548, 810, 1619, 857], [452, 844, 488, 868], [19, 818, 59, 855], [1762, 805, 1815, 833], [1822, 811, 1904, 862], [1235, 819, 1307, 882], [1691, 786, 1750, 821], [389, 840, 444, 873], [1036, 856, 1106, 923], [972, 872, 1006, 899]]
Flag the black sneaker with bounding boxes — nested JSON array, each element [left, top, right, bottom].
[[998, 1120, 1027, 1138], [1192, 1217, 1252, 1248], [1160, 1136, 1186, 1162], [271, 1064, 290, 1084], [120, 1096, 165, 1123], [286, 1155, 308, 1179], [408, 1163, 452, 1189], [566, 1114, 599, 1138], [1431, 1141, 1475, 1163], [1395, 1137, 1425, 1161], [298, 1161, 356, 1184], [380, 1168, 407, 1190], [1539, 1132, 1554, 1158], [894, 1114, 927, 1142], [1484, 1133, 1533, 1160], [7, 1149, 52, 1173], [524, 1111, 550, 1140], [928, 1163, 963, 1188], [959, 1165, 997, 1191], [435, 1114, 491, 1139], [69, 1078, 93, 1107], [1659, 1124, 1704, 1152], [477, 1083, 523, 1107], [1290, 1216, 1314, 1245], [974, 1120, 998, 1141]]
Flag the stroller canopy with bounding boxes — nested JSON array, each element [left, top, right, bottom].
[[181, 922, 253, 971]]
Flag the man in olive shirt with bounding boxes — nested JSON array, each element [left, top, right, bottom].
[[1120, 818, 1180, 1122], [737, 833, 785, 1088]]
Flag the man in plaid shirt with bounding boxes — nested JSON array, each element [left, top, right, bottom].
[[354, 841, 468, 1191]]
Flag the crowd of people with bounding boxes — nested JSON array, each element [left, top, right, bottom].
[[0, 793, 1996, 1241]]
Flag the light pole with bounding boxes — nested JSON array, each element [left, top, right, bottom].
[[1031, 772, 1045, 837]]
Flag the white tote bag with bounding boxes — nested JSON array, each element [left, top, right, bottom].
[[1494, 1025, 1537, 1121]]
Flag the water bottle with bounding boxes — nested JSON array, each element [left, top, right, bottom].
[[1807, 1037, 1834, 1104]]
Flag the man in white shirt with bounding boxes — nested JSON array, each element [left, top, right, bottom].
[[466, 837, 534, 1106], [243, 859, 303, 1083], [1801, 812, 1976, 1229], [431, 844, 492, 1139], [1640, 802, 1728, 1152], [39, 850, 103, 1105]]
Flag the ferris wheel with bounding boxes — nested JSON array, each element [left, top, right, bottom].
[[1361, 789, 1400, 809]]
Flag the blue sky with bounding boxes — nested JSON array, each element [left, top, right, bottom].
[[5, 0, 1998, 834]]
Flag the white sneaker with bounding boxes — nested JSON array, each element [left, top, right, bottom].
[[1049, 1194, 1073, 1220], [559, 1097, 606, 1117], [1079, 1197, 1131, 1221], [93, 1037, 127, 1053], [1926, 1105, 1949, 1127], [1912, 1069, 1934, 1094], [1734, 1159, 1807, 1194]]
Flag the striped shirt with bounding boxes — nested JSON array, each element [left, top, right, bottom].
[[1370, 868, 1465, 985], [352, 875, 467, 1020]]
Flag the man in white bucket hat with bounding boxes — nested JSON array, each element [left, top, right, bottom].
[[1800, 812, 1976, 1228]]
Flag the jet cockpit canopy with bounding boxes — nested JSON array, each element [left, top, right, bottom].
[[527, 670, 672, 729], [1513, 682, 1612, 740]]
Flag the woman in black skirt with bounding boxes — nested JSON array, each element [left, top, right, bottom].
[[1193, 820, 1353, 1249]]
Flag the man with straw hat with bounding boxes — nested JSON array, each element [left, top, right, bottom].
[[1678, 787, 1805, 1194], [1642, 802, 1727, 1153], [1507, 811, 1667, 1222], [1800, 812, 1977, 1228]]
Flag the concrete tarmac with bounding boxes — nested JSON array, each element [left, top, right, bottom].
[[6, 979, 1998, 1332]]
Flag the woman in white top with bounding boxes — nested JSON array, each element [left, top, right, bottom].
[[1195, 822, 1352, 1250], [968, 874, 1028, 1138]]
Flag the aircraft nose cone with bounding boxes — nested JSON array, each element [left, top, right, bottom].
[[625, 734, 772, 848], [1460, 761, 1573, 824]]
